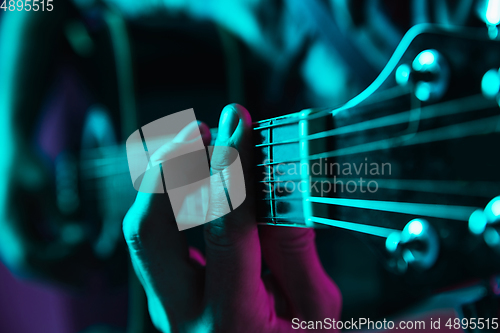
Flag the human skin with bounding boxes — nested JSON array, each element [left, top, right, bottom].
[[122, 104, 342, 332]]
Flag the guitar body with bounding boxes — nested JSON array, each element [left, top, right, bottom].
[[0, 68, 131, 333], [35, 69, 130, 287]]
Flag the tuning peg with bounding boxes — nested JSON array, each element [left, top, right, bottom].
[[485, 196, 500, 222], [468, 196, 500, 248], [395, 49, 449, 102], [386, 219, 439, 273], [481, 68, 500, 106], [477, 0, 500, 39]]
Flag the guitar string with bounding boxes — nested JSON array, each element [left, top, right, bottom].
[[82, 178, 500, 201], [306, 197, 478, 222], [254, 216, 398, 237], [77, 84, 407, 164], [77, 183, 456, 238], [252, 85, 409, 130], [77, 92, 499, 228], [255, 93, 488, 148], [67, 182, 401, 238], [260, 178, 500, 198], [257, 114, 500, 166], [253, 216, 399, 238], [80, 183, 483, 236], [78, 92, 490, 167], [80, 110, 500, 209], [78, 84, 409, 159], [81, 175, 489, 224], [81, 112, 500, 182], [64, 84, 497, 238], [306, 217, 398, 237], [76, 85, 411, 159], [73, 178, 472, 239], [255, 198, 479, 236], [80, 100, 483, 171]]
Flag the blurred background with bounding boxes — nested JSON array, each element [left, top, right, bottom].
[[0, 0, 496, 332]]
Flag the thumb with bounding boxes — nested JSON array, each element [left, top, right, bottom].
[[205, 103, 255, 243], [204, 105, 265, 319]]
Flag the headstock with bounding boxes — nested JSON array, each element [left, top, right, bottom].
[[253, 24, 500, 314]]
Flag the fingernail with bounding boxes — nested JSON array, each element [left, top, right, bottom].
[[173, 121, 202, 143], [218, 105, 239, 141]]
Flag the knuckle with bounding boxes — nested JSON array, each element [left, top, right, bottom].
[[204, 219, 231, 247], [122, 208, 149, 250], [204, 219, 241, 249]]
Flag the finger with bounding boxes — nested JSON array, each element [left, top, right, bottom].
[[206, 104, 254, 231], [260, 226, 342, 320], [149, 120, 212, 166], [123, 121, 210, 323], [204, 104, 265, 317]]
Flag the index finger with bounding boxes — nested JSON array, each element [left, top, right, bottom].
[[123, 121, 210, 324], [203, 105, 267, 321]]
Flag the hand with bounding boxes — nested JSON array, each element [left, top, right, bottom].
[[123, 104, 342, 332]]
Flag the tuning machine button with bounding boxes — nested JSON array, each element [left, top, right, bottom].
[[469, 196, 500, 248], [396, 49, 450, 102], [386, 219, 439, 273], [481, 68, 500, 106], [477, 0, 500, 39]]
